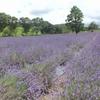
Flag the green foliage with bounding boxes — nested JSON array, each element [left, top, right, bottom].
[[55, 24, 71, 33], [28, 28, 35, 36], [0, 11, 98, 36], [0, 13, 9, 32], [2, 26, 11, 36], [65, 6, 84, 34], [28, 28, 42, 36], [83, 26, 88, 32], [19, 17, 32, 34], [14, 27, 24, 36], [0, 74, 18, 99], [88, 21, 99, 32], [8, 16, 18, 36], [38, 31, 42, 35], [0, 74, 28, 99], [32, 17, 44, 35], [41, 21, 51, 34], [0, 12, 64, 36], [52, 25, 62, 34]]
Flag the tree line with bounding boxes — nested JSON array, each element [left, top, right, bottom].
[[0, 6, 99, 36], [0, 13, 62, 36]]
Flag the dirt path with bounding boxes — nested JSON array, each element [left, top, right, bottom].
[[39, 73, 67, 100]]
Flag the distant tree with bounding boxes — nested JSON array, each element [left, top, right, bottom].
[[41, 21, 55, 34], [54, 26, 62, 34], [2, 26, 10, 36], [83, 26, 88, 32], [41, 21, 50, 34], [28, 28, 35, 36], [65, 23, 72, 33], [56, 24, 70, 33], [0, 12, 65, 36], [88, 21, 99, 32], [0, 13, 9, 32], [32, 17, 43, 35], [9, 16, 18, 30], [47, 23, 54, 34], [65, 6, 84, 34], [19, 17, 31, 34], [14, 27, 24, 36]]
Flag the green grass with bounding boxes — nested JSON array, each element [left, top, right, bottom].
[[0, 74, 28, 99]]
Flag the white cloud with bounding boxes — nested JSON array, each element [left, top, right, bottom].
[[0, 0, 100, 25]]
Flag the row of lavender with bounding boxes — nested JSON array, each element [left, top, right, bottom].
[[63, 32, 100, 100], [0, 32, 99, 99]]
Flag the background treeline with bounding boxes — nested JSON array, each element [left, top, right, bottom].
[[0, 12, 100, 36], [0, 13, 63, 36]]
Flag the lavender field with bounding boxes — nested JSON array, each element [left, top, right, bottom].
[[0, 32, 100, 100]]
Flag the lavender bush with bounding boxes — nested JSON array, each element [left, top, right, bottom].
[[0, 32, 100, 99]]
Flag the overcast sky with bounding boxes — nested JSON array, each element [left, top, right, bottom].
[[0, 0, 100, 25]]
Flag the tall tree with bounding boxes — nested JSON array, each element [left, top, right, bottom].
[[65, 6, 84, 34], [2, 26, 10, 36], [88, 21, 99, 32], [19, 17, 31, 34], [14, 27, 24, 36], [8, 16, 18, 35], [10, 16, 18, 27], [31, 17, 43, 35], [41, 21, 53, 34], [54, 25, 62, 34], [0, 13, 8, 32]]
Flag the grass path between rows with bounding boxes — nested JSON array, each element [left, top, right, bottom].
[[38, 32, 99, 100]]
